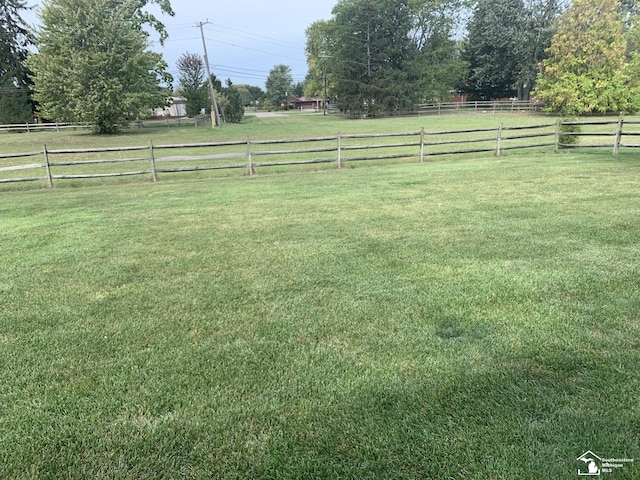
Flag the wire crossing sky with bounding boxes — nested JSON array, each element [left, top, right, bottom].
[[24, 0, 337, 87]]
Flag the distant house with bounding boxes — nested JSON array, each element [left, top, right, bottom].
[[151, 97, 187, 118], [451, 92, 470, 103], [292, 97, 325, 111]]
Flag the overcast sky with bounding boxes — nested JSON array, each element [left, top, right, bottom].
[[24, 0, 338, 89]]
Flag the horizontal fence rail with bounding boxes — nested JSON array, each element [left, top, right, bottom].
[[340, 100, 542, 118], [0, 122, 91, 133], [416, 100, 542, 116], [0, 102, 540, 132], [0, 116, 211, 133], [1, 118, 637, 191]]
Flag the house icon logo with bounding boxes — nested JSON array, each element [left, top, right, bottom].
[[577, 451, 602, 476]]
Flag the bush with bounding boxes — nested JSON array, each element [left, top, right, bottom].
[[559, 119, 581, 145], [221, 81, 245, 124]]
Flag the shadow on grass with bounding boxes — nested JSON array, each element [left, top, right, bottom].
[[238, 343, 640, 480]]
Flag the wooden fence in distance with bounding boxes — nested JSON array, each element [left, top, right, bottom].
[[0, 101, 541, 132], [337, 100, 541, 118], [416, 100, 541, 115], [0, 116, 211, 133], [0, 122, 91, 133], [1, 119, 638, 190]]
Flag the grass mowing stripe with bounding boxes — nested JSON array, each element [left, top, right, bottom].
[[1, 151, 639, 478]]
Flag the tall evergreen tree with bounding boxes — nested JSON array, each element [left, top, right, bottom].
[[464, 0, 561, 99], [304, 20, 332, 100], [306, 0, 466, 114], [465, 0, 526, 99], [410, 0, 469, 102], [29, 0, 174, 134], [0, 0, 33, 123], [176, 52, 207, 117], [265, 64, 293, 109], [220, 79, 244, 123], [535, 0, 640, 114], [329, 0, 423, 114]]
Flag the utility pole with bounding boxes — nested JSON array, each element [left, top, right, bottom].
[[319, 54, 331, 116], [198, 20, 221, 128]]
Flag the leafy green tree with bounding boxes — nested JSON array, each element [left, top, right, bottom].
[[0, 0, 33, 123], [176, 52, 207, 117], [201, 73, 222, 115], [0, 80, 32, 122], [306, 0, 466, 113], [516, 0, 562, 100], [535, 0, 640, 114], [208, 73, 223, 92], [328, 0, 423, 113], [465, 0, 523, 99], [245, 85, 265, 105], [292, 81, 305, 98], [234, 84, 253, 106], [232, 84, 264, 107], [464, 0, 561, 99], [410, 0, 470, 102], [626, 19, 640, 90], [219, 79, 244, 123], [304, 20, 332, 99], [620, 0, 639, 19], [265, 64, 293, 109], [29, 0, 174, 134]]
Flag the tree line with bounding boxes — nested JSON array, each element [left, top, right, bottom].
[[305, 0, 640, 116], [173, 53, 308, 119], [2, 0, 640, 133]]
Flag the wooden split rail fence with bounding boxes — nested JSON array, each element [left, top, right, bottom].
[[0, 116, 210, 133], [0, 122, 91, 133], [1, 118, 638, 190]]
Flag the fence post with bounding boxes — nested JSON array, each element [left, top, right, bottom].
[[613, 115, 624, 155], [419, 127, 425, 163], [336, 133, 342, 168], [43, 144, 53, 189], [148, 140, 158, 182], [495, 123, 503, 157], [247, 137, 255, 176], [554, 119, 561, 152]]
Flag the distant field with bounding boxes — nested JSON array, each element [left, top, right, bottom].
[[1, 112, 566, 191], [0, 111, 557, 152], [1, 145, 639, 478]]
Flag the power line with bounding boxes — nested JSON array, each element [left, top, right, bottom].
[[208, 66, 306, 84], [149, 36, 200, 45], [205, 36, 302, 62], [202, 24, 301, 50]]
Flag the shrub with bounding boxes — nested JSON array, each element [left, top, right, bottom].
[[559, 119, 581, 146]]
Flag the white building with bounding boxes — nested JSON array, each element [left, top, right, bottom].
[[151, 97, 187, 118]]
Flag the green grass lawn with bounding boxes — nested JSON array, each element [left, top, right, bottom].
[[1, 112, 557, 152], [1, 116, 640, 478], [1, 112, 566, 190]]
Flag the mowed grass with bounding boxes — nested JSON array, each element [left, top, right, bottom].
[[1, 111, 559, 153], [1, 129, 640, 477], [1, 112, 562, 190]]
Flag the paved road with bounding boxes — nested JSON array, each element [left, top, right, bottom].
[[245, 111, 288, 118]]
